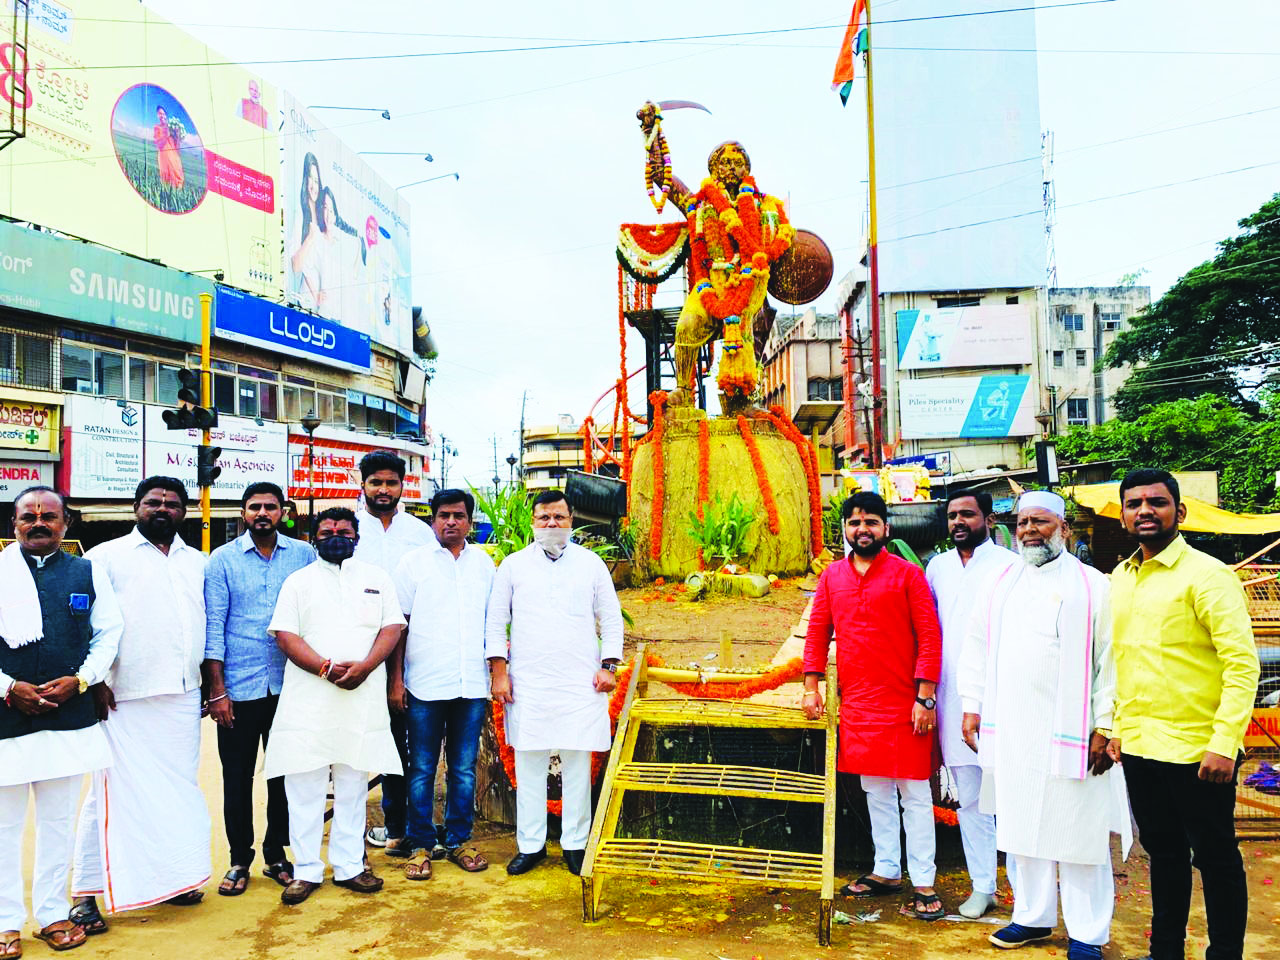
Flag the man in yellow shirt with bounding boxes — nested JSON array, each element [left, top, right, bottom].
[[1107, 468, 1259, 960]]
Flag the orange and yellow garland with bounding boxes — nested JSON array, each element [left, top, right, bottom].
[[648, 390, 669, 561], [761, 406, 824, 556], [737, 415, 781, 535], [695, 418, 711, 571]]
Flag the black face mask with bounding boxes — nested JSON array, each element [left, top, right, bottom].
[[316, 535, 356, 564]]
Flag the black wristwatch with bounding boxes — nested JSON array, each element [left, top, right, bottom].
[[916, 695, 936, 710], [601, 662, 618, 674]]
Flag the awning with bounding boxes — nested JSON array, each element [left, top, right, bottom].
[[1065, 483, 1280, 535], [67, 501, 246, 522]]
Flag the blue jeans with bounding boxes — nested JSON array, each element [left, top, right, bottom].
[[405, 695, 487, 852]]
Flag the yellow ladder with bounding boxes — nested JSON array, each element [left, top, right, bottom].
[[581, 644, 839, 945]]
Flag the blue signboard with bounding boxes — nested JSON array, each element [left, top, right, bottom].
[[0, 219, 212, 343], [213, 287, 371, 373]]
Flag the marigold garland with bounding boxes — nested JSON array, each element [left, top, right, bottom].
[[695, 419, 711, 571], [737, 415, 781, 535], [764, 406, 824, 556], [648, 391, 669, 561]]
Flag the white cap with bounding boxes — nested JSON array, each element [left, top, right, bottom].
[[1018, 490, 1066, 518]]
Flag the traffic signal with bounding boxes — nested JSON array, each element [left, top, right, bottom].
[[197, 444, 222, 488], [161, 368, 218, 430]]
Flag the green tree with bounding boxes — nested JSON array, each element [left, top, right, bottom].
[[1105, 193, 1280, 418]]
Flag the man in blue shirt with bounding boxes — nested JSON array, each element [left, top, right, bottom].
[[203, 481, 316, 896]]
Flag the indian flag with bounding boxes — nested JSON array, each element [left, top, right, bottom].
[[831, 0, 868, 106]]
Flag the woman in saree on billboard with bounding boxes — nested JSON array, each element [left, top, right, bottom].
[[110, 83, 207, 215]]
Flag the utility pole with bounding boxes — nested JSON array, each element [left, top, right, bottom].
[[491, 435, 501, 499], [517, 390, 527, 482]]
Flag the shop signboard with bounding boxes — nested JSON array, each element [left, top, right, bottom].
[[898, 375, 1035, 439], [288, 427, 426, 503], [65, 394, 144, 498], [895, 305, 1034, 370], [0, 461, 53, 497], [143, 406, 287, 499], [0, 395, 60, 452], [0, 220, 211, 342], [213, 286, 371, 373]]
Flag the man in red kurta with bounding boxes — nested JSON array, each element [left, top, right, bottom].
[[803, 490, 944, 919]]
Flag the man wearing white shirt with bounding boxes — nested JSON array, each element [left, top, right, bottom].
[[486, 490, 624, 877], [925, 489, 1017, 919], [1, 487, 122, 956], [391, 488, 495, 880], [353, 450, 435, 855], [71, 477, 211, 932]]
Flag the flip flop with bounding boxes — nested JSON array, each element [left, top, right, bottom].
[[166, 890, 204, 906], [217, 866, 250, 897], [0, 931, 20, 959], [908, 891, 945, 921], [33, 921, 85, 952], [841, 874, 904, 898]]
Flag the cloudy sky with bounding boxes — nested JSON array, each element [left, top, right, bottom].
[[144, 0, 1280, 488]]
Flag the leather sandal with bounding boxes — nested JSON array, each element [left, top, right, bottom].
[[67, 901, 106, 936], [218, 865, 250, 896], [446, 845, 489, 872], [34, 921, 85, 952], [403, 855, 432, 881], [280, 879, 321, 905], [333, 869, 383, 893], [0, 931, 20, 959], [262, 860, 294, 887]]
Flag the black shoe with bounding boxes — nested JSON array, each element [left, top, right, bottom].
[[506, 848, 547, 875], [563, 849, 585, 875]]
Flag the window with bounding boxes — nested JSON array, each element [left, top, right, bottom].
[[237, 379, 259, 418], [935, 296, 981, 308], [807, 378, 843, 401], [317, 392, 333, 423], [0, 327, 56, 390], [61, 343, 94, 393], [1101, 312, 1122, 331], [1005, 295, 1019, 305], [213, 373, 236, 414], [1053, 350, 1064, 368], [157, 364, 182, 405], [128, 357, 154, 401], [1066, 398, 1089, 426], [1075, 349, 1088, 367], [258, 382, 279, 421], [1061, 313, 1084, 331]]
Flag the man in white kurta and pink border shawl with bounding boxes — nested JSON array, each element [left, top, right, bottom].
[[958, 491, 1130, 960]]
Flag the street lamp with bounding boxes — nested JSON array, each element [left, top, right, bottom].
[[506, 453, 517, 485], [301, 409, 322, 531], [308, 104, 391, 120], [360, 151, 434, 162], [398, 172, 460, 190]]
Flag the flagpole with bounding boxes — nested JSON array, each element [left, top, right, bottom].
[[864, 0, 884, 468]]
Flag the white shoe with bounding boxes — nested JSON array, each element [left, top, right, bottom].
[[365, 826, 389, 847], [959, 891, 996, 919]]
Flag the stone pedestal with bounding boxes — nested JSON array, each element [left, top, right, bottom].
[[630, 407, 813, 580]]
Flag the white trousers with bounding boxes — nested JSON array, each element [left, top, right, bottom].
[[861, 775, 936, 888], [285, 764, 368, 884], [950, 764, 997, 895], [1009, 853, 1113, 946], [515, 749, 591, 854], [0, 776, 81, 931]]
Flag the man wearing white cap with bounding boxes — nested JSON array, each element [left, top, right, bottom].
[[958, 491, 1129, 960]]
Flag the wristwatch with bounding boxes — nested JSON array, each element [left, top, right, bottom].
[[916, 695, 937, 710], [601, 662, 619, 674], [76, 674, 90, 695]]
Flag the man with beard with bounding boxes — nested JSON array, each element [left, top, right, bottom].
[[959, 491, 1129, 960], [72, 477, 211, 931], [925, 489, 1017, 919], [265, 508, 405, 904], [391, 488, 496, 880], [1108, 469, 1258, 960], [1, 487, 121, 955], [352, 450, 435, 858], [803, 491, 945, 921], [486, 490, 623, 877], [203, 482, 316, 896]]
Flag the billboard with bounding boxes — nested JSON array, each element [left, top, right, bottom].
[[899, 375, 1034, 439], [872, 0, 1045, 292], [65, 394, 144, 498], [895, 305, 1034, 371], [288, 428, 426, 503], [0, 220, 212, 342], [0, 0, 279, 296], [143, 407, 287, 499], [280, 93, 412, 356], [214, 286, 371, 373], [0, 396, 59, 452]]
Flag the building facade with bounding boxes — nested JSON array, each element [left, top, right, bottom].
[[521, 416, 643, 493], [1045, 286, 1151, 428]]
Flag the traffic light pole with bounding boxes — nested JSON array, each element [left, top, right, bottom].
[[199, 292, 213, 553]]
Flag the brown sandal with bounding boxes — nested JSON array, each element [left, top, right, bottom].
[[403, 855, 433, 881], [446, 845, 489, 872], [0, 931, 20, 959], [34, 921, 85, 952]]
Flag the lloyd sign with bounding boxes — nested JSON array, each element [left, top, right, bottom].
[[214, 286, 371, 373], [143, 407, 288, 498]]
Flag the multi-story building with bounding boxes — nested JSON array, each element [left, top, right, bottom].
[[1045, 286, 1151, 428], [521, 416, 644, 493]]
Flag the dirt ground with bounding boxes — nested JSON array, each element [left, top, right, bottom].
[[14, 579, 1280, 958]]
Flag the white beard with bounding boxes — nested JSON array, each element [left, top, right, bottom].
[[1018, 527, 1067, 567]]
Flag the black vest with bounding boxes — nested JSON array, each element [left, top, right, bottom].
[[0, 549, 98, 740]]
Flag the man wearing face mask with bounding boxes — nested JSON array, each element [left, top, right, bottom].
[[264, 508, 405, 905], [72, 477, 211, 931], [485, 490, 624, 877], [1, 487, 122, 956]]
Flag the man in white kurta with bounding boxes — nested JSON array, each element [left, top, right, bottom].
[[958, 492, 1129, 960], [265, 508, 405, 904], [486, 492, 624, 877], [926, 489, 1017, 919], [73, 478, 211, 924], [1, 488, 121, 953]]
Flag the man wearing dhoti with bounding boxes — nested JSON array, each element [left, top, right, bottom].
[[265, 507, 406, 905], [959, 491, 1130, 960], [72, 477, 211, 932], [803, 491, 945, 921], [926, 489, 1017, 919], [486, 490, 624, 877], [1, 487, 121, 956]]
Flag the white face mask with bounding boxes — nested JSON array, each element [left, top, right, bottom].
[[533, 526, 571, 558]]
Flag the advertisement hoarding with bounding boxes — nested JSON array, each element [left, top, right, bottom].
[[288, 428, 426, 503], [0, 0, 280, 297], [0, 220, 212, 342], [0, 395, 59, 452], [65, 394, 144, 498], [213, 286, 371, 373], [0, 460, 53, 497], [895, 305, 1034, 371], [899, 375, 1035, 439], [143, 407, 287, 498], [280, 92, 413, 357]]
